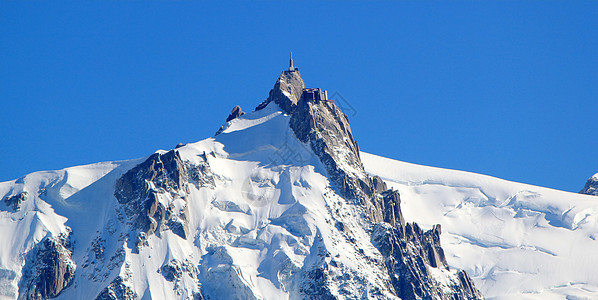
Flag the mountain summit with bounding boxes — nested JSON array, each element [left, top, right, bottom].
[[2, 59, 597, 299], [580, 173, 598, 196], [0, 61, 481, 299]]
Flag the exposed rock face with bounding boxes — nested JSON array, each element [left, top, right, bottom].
[[261, 70, 483, 299], [373, 223, 483, 299], [115, 150, 186, 238], [215, 105, 247, 135], [580, 173, 598, 196], [160, 258, 202, 298], [225, 105, 245, 122], [19, 231, 75, 300], [280, 72, 403, 228], [380, 189, 405, 228], [290, 94, 371, 199], [296, 232, 337, 300], [370, 194, 483, 299], [3, 191, 27, 211], [95, 276, 137, 300], [255, 69, 305, 113], [456, 270, 483, 299], [114, 149, 214, 251]]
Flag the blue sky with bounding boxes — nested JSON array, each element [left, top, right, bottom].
[[1, 1, 596, 192]]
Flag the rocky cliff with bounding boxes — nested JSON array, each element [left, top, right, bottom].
[[18, 231, 75, 300], [580, 173, 598, 196]]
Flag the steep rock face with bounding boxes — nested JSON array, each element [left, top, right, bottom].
[[263, 70, 482, 299], [114, 149, 214, 251], [372, 223, 482, 300], [225, 105, 245, 122], [100, 150, 214, 298], [295, 231, 339, 300], [216, 105, 247, 135], [255, 69, 305, 113], [290, 96, 371, 199], [271, 70, 404, 229], [3, 191, 27, 211], [580, 173, 598, 196], [258, 69, 376, 205], [95, 276, 137, 300], [280, 73, 386, 224], [159, 258, 203, 299], [18, 231, 76, 300], [380, 189, 405, 228]]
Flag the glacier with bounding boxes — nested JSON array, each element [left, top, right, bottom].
[[361, 153, 598, 299]]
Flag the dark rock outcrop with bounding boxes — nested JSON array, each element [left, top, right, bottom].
[[296, 231, 337, 300], [289, 94, 369, 199], [580, 174, 598, 196], [225, 105, 245, 122], [457, 269, 483, 299], [95, 276, 137, 300], [380, 189, 405, 228], [255, 69, 305, 113], [373, 222, 483, 299], [114, 149, 214, 251], [19, 231, 75, 300], [159, 258, 201, 298], [216, 105, 247, 135], [160, 258, 198, 283], [4, 191, 27, 211], [115, 150, 186, 238]]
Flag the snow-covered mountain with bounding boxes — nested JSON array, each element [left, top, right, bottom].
[[580, 173, 598, 196], [1, 65, 596, 300], [362, 154, 598, 299]]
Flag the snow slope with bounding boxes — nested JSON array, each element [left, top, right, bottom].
[[362, 152, 598, 299], [0, 159, 142, 299], [1, 98, 595, 299], [0, 103, 411, 299]]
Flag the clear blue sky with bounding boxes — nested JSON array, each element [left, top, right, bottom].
[[1, 1, 597, 193]]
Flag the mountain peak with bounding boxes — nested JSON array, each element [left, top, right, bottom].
[[256, 68, 305, 113], [0, 62, 486, 300], [580, 173, 598, 196]]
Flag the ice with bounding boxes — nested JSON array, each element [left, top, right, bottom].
[[361, 152, 598, 299]]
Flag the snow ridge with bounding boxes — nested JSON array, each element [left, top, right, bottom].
[[361, 152, 598, 299]]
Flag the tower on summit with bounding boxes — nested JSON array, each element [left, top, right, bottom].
[[289, 52, 296, 71]]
